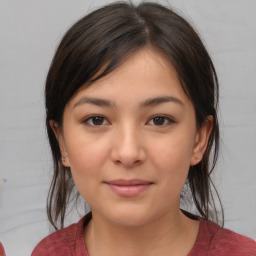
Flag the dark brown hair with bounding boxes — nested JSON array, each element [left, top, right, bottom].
[[45, 1, 223, 230]]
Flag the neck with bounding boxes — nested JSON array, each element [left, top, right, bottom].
[[84, 210, 199, 256]]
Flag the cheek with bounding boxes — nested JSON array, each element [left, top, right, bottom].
[[64, 129, 110, 173], [151, 143, 192, 204], [65, 137, 108, 202], [149, 132, 195, 183], [152, 136, 194, 168]]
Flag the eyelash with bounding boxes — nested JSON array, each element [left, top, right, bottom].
[[83, 115, 109, 126], [147, 115, 175, 126], [82, 115, 175, 127]]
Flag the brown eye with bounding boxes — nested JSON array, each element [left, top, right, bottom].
[[91, 116, 104, 125], [153, 116, 165, 125], [83, 115, 109, 126], [147, 115, 175, 126]]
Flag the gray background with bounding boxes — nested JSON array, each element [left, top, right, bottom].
[[0, 0, 256, 255]]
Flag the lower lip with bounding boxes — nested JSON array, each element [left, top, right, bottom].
[[106, 183, 152, 197]]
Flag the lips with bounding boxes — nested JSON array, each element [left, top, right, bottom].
[[104, 179, 153, 197]]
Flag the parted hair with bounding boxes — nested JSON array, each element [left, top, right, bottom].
[[45, 1, 223, 230]]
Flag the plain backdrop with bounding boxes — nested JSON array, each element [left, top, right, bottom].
[[0, 0, 256, 255]]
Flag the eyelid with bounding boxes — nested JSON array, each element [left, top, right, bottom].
[[81, 114, 175, 127], [146, 115, 176, 126], [82, 115, 110, 126]]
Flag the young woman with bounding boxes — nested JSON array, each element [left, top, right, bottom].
[[32, 2, 256, 255]]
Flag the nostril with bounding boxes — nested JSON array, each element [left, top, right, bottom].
[[114, 158, 144, 168], [110, 135, 146, 167]]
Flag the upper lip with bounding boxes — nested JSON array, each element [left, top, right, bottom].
[[105, 179, 153, 186]]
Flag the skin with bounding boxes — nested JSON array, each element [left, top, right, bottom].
[[51, 47, 212, 256]]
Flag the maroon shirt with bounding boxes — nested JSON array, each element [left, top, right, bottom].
[[32, 213, 256, 256], [0, 242, 6, 256]]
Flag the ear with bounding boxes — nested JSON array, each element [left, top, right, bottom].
[[49, 120, 70, 167], [190, 116, 213, 166]]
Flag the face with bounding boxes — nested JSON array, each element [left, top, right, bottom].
[[52, 48, 212, 227]]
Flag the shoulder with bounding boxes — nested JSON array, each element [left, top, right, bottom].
[[0, 242, 6, 256], [209, 223, 256, 256], [31, 222, 78, 256], [31, 215, 89, 256], [195, 218, 256, 256]]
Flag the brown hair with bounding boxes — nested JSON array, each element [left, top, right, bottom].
[[45, 1, 223, 230]]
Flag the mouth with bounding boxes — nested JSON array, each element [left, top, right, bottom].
[[104, 179, 153, 197]]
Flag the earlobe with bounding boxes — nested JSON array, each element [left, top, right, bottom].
[[190, 116, 213, 166], [61, 154, 70, 167]]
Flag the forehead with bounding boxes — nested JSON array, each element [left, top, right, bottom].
[[69, 47, 190, 107]]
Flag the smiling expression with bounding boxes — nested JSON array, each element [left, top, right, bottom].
[[52, 47, 211, 227]]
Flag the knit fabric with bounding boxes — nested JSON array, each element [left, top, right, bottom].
[[31, 213, 256, 256], [0, 242, 6, 256]]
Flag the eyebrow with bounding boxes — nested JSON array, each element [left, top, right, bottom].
[[73, 97, 116, 108], [140, 96, 184, 107], [73, 96, 184, 109]]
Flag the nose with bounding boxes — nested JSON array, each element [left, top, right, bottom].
[[111, 124, 146, 168]]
